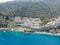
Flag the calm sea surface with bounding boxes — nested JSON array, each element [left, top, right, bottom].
[[0, 31, 60, 45]]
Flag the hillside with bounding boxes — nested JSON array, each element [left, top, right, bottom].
[[0, 1, 60, 19]]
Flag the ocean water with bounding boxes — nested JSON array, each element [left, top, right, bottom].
[[0, 31, 60, 45]]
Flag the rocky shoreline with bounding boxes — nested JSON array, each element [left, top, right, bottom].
[[0, 28, 60, 36]]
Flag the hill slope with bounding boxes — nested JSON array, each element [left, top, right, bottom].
[[0, 1, 60, 19]]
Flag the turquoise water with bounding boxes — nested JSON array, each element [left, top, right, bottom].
[[0, 32, 60, 45]]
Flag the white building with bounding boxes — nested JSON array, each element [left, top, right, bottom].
[[22, 17, 41, 28], [22, 17, 29, 22], [14, 17, 23, 25], [46, 21, 55, 27], [55, 17, 60, 26], [14, 17, 41, 28], [55, 18, 60, 24], [46, 17, 60, 27]]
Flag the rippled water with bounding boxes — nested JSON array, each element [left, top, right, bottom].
[[0, 31, 60, 45]]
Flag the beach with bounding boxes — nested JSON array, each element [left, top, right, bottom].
[[34, 32, 60, 36]]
